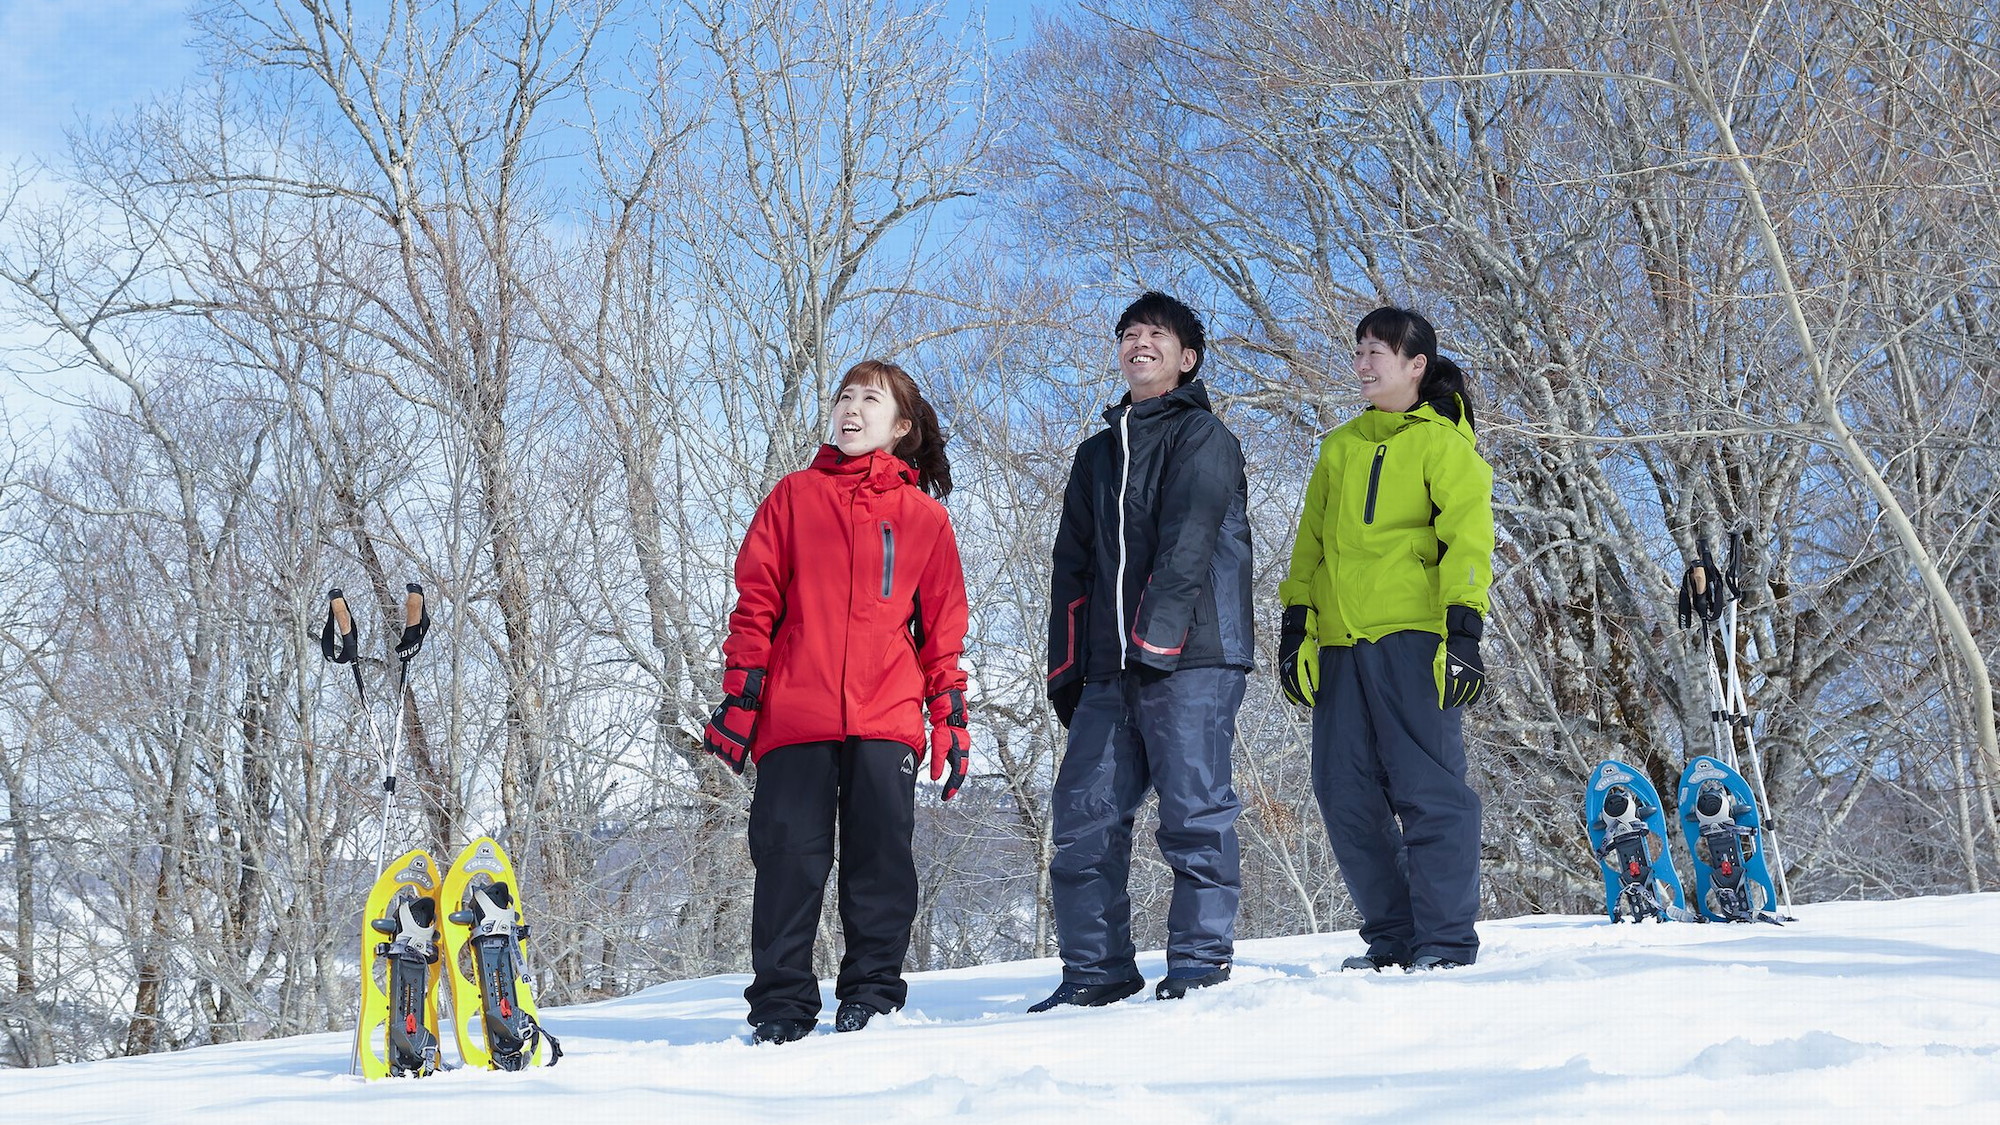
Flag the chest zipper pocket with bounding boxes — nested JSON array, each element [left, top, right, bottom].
[[880, 521, 896, 599], [1364, 445, 1387, 524]]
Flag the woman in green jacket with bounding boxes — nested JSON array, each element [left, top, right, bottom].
[[1277, 307, 1495, 971]]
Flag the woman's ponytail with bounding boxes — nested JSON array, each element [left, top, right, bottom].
[[1420, 354, 1473, 429], [895, 392, 954, 500]]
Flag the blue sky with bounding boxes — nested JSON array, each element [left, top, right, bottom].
[[0, 1, 1045, 169], [0, 1, 1048, 433], [0, 2, 201, 435], [0, 0, 201, 168]]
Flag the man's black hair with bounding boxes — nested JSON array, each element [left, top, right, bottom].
[[1115, 291, 1206, 384]]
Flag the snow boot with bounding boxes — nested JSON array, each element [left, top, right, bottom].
[[1027, 976, 1145, 1012], [1340, 950, 1409, 972], [1154, 964, 1230, 1000], [753, 1018, 815, 1044], [1407, 955, 1467, 972], [834, 1003, 879, 1033]]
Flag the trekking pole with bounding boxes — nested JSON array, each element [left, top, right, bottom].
[[323, 588, 394, 1080], [1704, 630, 1734, 767], [323, 588, 397, 871], [1717, 535, 1795, 915], [371, 584, 431, 878], [1678, 541, 1733, 766], [1715, 536, 1747, 774]]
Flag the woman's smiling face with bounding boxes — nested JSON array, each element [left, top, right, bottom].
[[1354, 333, 1427, 412], [832, 376, 910, 457]]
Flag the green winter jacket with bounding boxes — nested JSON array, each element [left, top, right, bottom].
[[1279, 397, 1494, 647]]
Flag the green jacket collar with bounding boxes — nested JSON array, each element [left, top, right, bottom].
[[1350, 395, 1477, 449]]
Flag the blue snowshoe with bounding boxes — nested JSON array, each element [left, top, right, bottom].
[[1675, 756, 1782, 924], [1585, 761, 1693, 922]]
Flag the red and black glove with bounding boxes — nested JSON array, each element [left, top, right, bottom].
[[702, 668, 764, 774], [925, 688, 970, 800]]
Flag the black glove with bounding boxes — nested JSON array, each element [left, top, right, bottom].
[[1050, 679, 1083, 730], [1442, 605, 1485, 709], [1278, 605, 1318, 708]]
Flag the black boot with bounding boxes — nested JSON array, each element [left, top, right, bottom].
[[1027, 976, 1144, 1013], [1340, 950, 1410, 972], [1154, 964, 1230, 1000], [834, 1003, 877, 1033], [752, 1018, 815, 1044], [1407, 955, 1467, 972]]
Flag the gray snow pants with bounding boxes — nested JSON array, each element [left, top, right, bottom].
[[1049, 667, 1246, 982]]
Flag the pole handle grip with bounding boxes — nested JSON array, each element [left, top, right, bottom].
[[395, 582, 431, 661], [321, 588, 358, 664]]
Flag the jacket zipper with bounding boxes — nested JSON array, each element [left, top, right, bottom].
[[880, 521, 895, 598], [1364, 444, 1387, 524], [1114, 407, 1132, 671]]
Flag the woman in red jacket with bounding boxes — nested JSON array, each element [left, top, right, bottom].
[[702, 359, 971, 1045]]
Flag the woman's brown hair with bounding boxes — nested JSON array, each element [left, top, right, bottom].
[[836, 360, 953, 499]]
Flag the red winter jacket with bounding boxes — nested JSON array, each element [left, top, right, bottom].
[[721, 445, 970, 761]]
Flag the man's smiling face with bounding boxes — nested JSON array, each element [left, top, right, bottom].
[[1118, 320, 1196, 401]]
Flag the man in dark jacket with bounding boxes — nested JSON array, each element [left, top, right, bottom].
[[1032, 292, 1254, 1010]]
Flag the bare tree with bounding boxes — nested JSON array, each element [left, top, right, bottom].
[[994, 0, 2000, 914]]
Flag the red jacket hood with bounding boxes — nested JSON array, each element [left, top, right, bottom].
[[810, 445, 918, 493]]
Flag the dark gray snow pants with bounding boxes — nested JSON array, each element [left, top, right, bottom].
[[1049, 667, 1246, 982], [1311, 631, 1482, 964]]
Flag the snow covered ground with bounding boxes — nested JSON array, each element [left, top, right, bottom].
[[4, 894, 1999, 1123]]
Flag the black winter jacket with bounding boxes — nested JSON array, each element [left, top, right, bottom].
[[1046, 379, 1254, 723]]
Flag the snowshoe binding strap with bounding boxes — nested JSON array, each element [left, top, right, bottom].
[[523, 1016, 562, 1067], [1690, 780, 1752, 830], [492, 1013, 563, 1070], [449, 880, 520, 941], [373, 895, 440, 961], [1597, 786, 1655, 843]]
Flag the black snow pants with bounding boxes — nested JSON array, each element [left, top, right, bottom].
[[1311, 630, 1482, 964], [745, 739, 917, 1023]]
